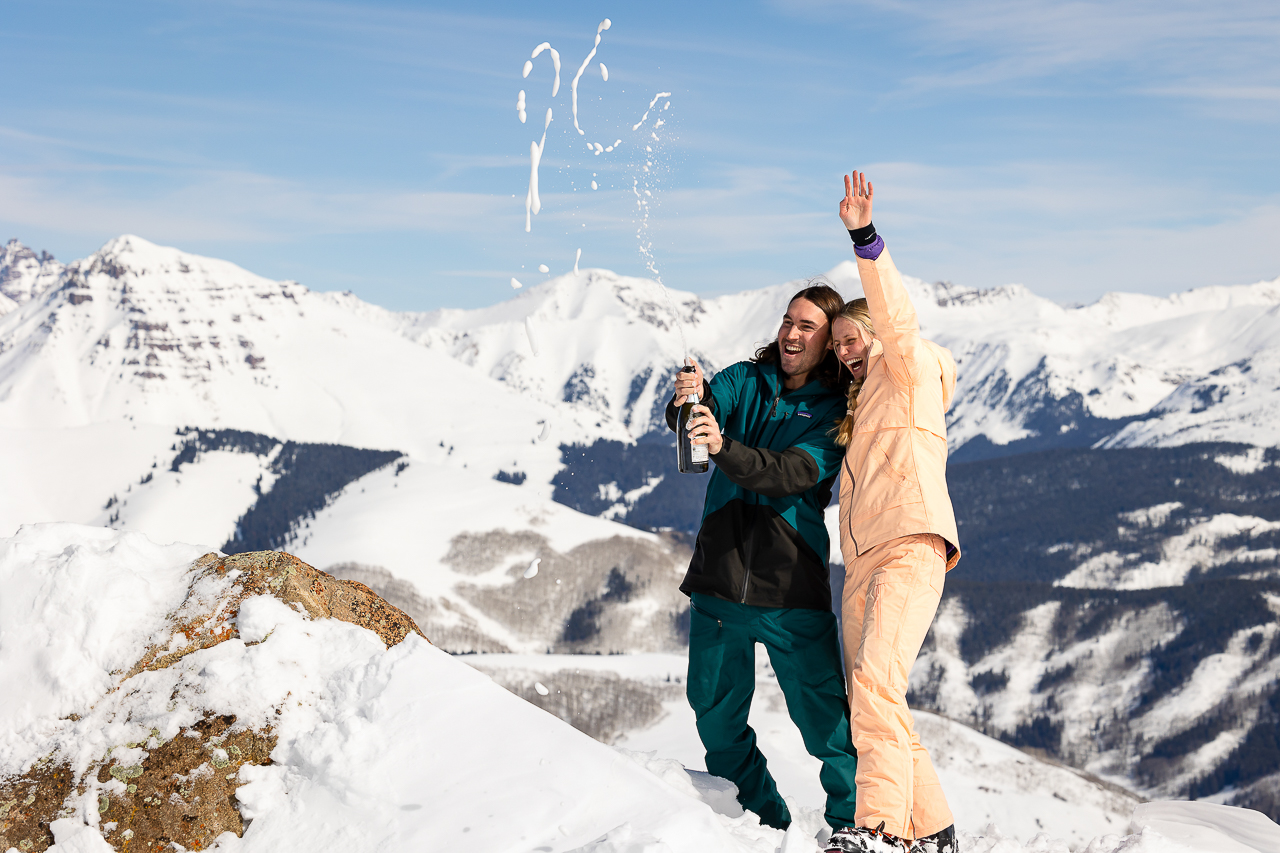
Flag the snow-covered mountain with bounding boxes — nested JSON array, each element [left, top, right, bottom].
[[909, 574, 1280, 819], [5, 234, 1280, 831], [7, 235, 1280, 473], [378, 256, 1280, 457], [0, 238, 64, 312], [0, 235, 601, 484], [8, 232, 1280, 536]]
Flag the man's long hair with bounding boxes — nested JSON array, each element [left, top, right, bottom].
[[752, 281, 846, 390]]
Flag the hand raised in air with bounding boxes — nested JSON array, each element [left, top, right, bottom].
[[839, 171, 874, 231]]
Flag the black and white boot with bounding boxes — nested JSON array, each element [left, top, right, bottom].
[[915, 825, 957, 853], [824, 823, 917, 853]]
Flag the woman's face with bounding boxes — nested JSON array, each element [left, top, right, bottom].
[[832, 316, 871, 381]]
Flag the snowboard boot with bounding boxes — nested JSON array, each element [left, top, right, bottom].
[[824, 822, 918, 853], [916, 825, 957, 853]]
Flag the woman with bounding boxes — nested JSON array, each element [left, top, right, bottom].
[[823, 172, 960, 853]]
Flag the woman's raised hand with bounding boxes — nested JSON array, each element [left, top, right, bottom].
[[839, 171, 873, 230]]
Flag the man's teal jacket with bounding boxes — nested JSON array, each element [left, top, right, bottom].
[[666, 359, 846, 610]]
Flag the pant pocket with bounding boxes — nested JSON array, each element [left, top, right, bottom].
[[687, 608, 730, 714]]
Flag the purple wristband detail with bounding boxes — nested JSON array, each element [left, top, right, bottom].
[[853, 235, 884, 261]]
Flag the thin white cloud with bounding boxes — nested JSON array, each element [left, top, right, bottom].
[[0, 170, 517, 245], [1142, 86, 1280, 102], [772, 0, 1280, 101]]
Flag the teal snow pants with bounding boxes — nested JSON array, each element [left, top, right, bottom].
[[686, 592, 859, 831]]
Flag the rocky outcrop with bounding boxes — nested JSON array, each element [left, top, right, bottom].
[[0, 550, 424, 853]]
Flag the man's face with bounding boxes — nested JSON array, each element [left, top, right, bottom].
[[776, 298, 831, 381]]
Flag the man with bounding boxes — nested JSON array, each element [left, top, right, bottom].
[[667, 284, 858, 832]]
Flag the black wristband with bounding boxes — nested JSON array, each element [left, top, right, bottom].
[[848, 222, 877, 247]]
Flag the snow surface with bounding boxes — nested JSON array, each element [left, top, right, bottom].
[[4, 525, 1271, 853], [0, 525, 751, 852], [1131, 801, 1280, 853], [473, 652, 1139, 848]]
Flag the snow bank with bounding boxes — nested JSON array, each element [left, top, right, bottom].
[[0, 525, 766, 852], [1131, 801, 1280, 853], [0, 523, 208, 766]]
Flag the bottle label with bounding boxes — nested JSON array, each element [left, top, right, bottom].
[[691, 443, 708, 463]]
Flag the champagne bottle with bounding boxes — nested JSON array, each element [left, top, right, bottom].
[[677, 365, 710, 474]]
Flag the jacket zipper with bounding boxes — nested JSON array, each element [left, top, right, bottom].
[[742, 389, 778, 596], [740, 514, 758, 603], [741, 385, 788, 603]]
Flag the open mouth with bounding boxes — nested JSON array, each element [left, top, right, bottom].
[[845, 357, 864, 372], [783, 344, 804, 356]]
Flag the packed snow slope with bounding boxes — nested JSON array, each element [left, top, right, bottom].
[[4, 524, 1276, 853], [473, 652, 1142, 848]]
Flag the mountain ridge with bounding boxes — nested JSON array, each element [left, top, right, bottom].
[[6, 234, 1280, 459]]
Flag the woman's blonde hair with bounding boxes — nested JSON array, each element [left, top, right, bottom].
[[833, 298, 876, 447]]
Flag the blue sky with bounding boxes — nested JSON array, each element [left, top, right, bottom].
[[2, 0, 1278, 310]]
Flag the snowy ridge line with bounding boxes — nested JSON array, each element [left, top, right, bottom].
[[5, 234, 1280, 468]]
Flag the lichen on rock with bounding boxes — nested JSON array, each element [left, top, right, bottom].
[[0, 549, 426, 853]]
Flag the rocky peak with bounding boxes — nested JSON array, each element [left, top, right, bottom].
[[0, 239, 64, 306], [0, 548, 425, 853]]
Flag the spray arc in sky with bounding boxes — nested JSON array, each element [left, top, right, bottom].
[[520, 20, 615, 234], [570, 19, 611, 138], [524, 107, 552, 233], [514, 22, 689, 357]]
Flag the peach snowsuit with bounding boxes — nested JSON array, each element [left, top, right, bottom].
[[837, 246, 960, 840]]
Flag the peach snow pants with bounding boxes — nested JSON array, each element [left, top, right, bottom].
[[841, 533, 953, 839]]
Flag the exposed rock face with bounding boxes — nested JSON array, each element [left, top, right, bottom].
[[0, 239, 64, 307], [93, 714, 276, 852], [0, 550, 424, 853], [0, 765, 75, 853]]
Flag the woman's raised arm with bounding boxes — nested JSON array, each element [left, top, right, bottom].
[[839, 171, 927, 383]]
